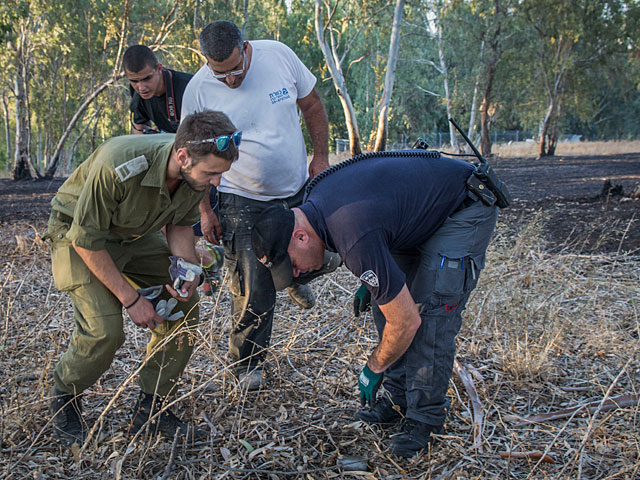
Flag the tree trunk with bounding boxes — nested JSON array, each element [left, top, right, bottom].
[[373, 0, 405, 152], [193, 0, 200, 36], [242, 0, 249, 38], [435, 9, 459, 152], [479, 58, 496, 157], [2, 94, 11, 168], [13, 41, 39, 180], [538, 98, 554, 157], [468, 40, 485, 144], [44, 77, 121, 178], [314, 0, 362, 156], [65, 107, 102, 175], [547, 98, 562, 156]]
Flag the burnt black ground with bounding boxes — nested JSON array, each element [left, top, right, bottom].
[[1, 151, 638, 253]]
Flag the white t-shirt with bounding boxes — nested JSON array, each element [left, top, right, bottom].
[[181, 40, 317, 200]]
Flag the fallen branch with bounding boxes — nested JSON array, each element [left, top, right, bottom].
[[499, 451, 555, 464], [453, 359, 484, 451], [511, 394, 639, 426]]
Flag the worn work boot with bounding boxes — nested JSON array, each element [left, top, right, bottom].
[[389, 420, 443, 457], [355, 396, 405, 426], [237, 368, 265, 391], [129, 392, 204, 442], [287, 284, 316, 309], [49, 386, 86, 446]]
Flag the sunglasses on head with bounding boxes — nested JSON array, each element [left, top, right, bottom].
[[187, 131, 242, 151]]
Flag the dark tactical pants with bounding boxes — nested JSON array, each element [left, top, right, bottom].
[[372, 200, 498, 426], [48, 216, 199, 398], [220, 187, 336, 372]]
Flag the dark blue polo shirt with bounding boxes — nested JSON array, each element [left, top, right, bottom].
[[299, 152, 473, 305]]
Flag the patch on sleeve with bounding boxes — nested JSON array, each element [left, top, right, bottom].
[[360, 270, 379, 288], [115, 155, 148, 182]]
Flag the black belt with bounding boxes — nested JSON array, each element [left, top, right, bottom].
[[452, 194, 477, 215]]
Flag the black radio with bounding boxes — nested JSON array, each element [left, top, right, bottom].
[[448, 118, 511, 208]]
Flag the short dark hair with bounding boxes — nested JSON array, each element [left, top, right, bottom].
[[199, 21, 243, 62], [175, 110, 239, 163], [123, 45, 158, 72]]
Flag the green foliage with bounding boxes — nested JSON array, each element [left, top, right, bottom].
[[1, 0, 639, 176]]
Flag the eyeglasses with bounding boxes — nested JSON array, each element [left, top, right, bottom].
[[206, 54, 246, 80], [187, 131, 242, 151]]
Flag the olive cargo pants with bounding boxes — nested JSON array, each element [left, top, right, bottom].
[[48, 216, 199, 398]]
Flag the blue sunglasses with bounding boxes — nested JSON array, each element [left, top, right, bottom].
[[187, 131, 242, 151]]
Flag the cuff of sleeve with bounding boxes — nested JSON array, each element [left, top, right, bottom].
[[65, 223, 108, 251]]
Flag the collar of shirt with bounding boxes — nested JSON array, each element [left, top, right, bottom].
[[140, 141, 174, 196]]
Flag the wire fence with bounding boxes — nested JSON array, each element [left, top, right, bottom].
[[335, 131, 584, 153]]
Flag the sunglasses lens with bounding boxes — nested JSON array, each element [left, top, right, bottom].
[[233, 131, 242, 146], [216, 136, 230, 151]]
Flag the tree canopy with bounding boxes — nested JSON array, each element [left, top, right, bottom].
[[2, 0, 639, 178]]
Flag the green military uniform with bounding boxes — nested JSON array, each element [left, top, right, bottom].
[[46, 134, 204, 398]]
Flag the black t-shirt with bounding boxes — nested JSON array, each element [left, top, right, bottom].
[[299, 152, 473, 305], [129, 68, 193, 133]]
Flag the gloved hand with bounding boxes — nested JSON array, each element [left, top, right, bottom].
[[136, 285, 185, 321], [202, 244, 225, 273], [168, 256, 203, 297], [353, 283, 371, 317], [358, 365, 383, 407]]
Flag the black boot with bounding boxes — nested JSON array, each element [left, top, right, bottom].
[[355, 396, 405, 426], [389, 420, 443, 457], [49, 386, 86, 446], [129, 392, 204, 442]]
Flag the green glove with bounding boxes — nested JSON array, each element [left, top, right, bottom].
[[358, 365, 383, 407], [353, 283, 371, 317]]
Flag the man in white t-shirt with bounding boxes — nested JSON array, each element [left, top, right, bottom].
[[182, 20, 340, 389]]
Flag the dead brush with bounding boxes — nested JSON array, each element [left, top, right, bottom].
[[0, 213, 639, 479]]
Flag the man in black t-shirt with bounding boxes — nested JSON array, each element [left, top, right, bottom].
[[250, 151, 499, 458], [124, 45, 192, 134]]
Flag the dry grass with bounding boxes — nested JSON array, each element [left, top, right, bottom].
[[492, 140, 640, 158], [0, 214, 639, 479]]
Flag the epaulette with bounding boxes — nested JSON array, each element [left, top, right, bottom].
[[115, 155, 149, 182]]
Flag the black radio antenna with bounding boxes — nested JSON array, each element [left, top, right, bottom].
[[448, 117, 486, 165]]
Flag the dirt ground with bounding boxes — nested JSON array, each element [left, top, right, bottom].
[[2, 152, 639, 253], [1, 152, 639, 478]]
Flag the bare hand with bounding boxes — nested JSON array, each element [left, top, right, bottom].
[[127, 296, 164, 330], [308, 153, 330, 179], [165, 277, 199, 301], [201, 204, 221, 245]]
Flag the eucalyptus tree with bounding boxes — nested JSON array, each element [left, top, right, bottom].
[[313, 0, 366, 155], [372, 0, 405, 151]]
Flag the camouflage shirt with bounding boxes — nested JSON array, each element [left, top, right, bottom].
[[51, 134, 204, 250]]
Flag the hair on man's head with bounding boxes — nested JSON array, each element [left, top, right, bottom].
[[199, 21, 243, 62], [123, 45, 158, 72], [175, 110, 239, 164]]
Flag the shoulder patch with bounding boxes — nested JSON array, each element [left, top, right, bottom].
[[360, 270, 379, 288], [115, 155, 149, 182]]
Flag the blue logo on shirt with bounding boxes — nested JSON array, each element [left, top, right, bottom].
[[268, 87, 291, 104]]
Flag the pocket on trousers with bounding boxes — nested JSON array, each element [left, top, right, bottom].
[[434, 256, 467, 297], [51, 243, 91, 291]]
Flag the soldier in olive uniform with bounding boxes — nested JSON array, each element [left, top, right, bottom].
[[46, 110, 239, 446]]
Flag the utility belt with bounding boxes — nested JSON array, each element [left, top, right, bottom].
[[466, 163, 511, 208], [444, 118, 512, 209], [454, 167, 510, 214]]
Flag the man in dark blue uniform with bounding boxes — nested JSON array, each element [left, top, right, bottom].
[[250, 150, 498, 457]]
